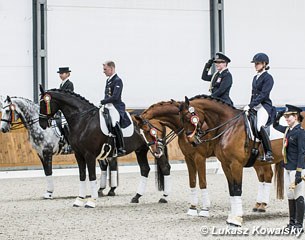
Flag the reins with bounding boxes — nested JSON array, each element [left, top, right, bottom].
[[198, 111, 245, 143]]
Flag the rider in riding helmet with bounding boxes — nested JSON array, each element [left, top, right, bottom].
[[243, 53, 276, 162], [201, 52, 234, 105]]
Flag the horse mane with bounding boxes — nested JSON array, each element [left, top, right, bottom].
[[142, 100, 180, 115], [10, 96, 36, 105], [189, 94, 237, 110], [47, 89, 96, 107]]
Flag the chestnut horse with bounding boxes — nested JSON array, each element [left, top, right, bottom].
[[179, 95, 284, 226], [134, 100, 281, 218], [38, 88, 171, 208]]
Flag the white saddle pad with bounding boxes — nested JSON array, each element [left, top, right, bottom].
[[99, 105, 134, 137], [246, 116, 286, 142]]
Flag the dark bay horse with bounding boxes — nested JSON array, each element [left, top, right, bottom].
[[134, 100, 279, 217], [38, 88, 170, 207], [1, 96, 62, 199], [179, 95, 284, 226]]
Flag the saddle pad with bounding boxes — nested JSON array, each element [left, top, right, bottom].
[[245, 116, 285, 142], [99, 108, 134, 137]]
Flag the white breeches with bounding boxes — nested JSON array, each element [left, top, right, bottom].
[[256, 106, 269, 129], [105, 103, 120, 127], [284, 169, 305, 200]]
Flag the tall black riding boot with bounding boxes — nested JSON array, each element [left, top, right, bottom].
[[286, 199, 296, 230], [295, 196, 304, 232], [114, 123, 126, 156], [259, 126, 273, 162]]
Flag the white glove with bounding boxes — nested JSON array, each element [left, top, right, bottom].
[[243, 105, 250, 111]]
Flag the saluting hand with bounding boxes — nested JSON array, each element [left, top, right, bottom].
[[275, 110, 285, 122]]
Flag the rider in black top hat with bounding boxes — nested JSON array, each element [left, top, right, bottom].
[[201, 52, 233, 105], [58, 67, 74, 91], [57, 67, 74, 154], [273, 104, 305, 232]]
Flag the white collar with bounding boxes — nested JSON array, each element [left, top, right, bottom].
[[61, 78, 69, 86], [108, 73, 116, 81], [256, 70, 266, 79]]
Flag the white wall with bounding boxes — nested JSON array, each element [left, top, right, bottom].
[[224, 0, 305, 106], [46, 0, 210, 108], [0, 0, 33, 99]]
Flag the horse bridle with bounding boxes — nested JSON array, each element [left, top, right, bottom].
[[1, 103, 37, 130], [140, 118, 184, 151], [182, 106, 244, 143]]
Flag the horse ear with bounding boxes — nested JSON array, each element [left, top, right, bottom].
[[6, 95, 11, 103], [184, 96, 190, 107], [133, 115, 143, 126], [39, 84, 45, 94]]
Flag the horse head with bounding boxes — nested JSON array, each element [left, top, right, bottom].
[[134, 115, 166, 158], [39, 90, 59, 130], [179, 96, 205, 146], [0, 96, 21, 133]]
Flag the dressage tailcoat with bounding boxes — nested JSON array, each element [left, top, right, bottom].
[[273, 122, 305, 170], [60, 79, 74, 92], [249, 72, 274, 114], [201, 68, 233, 105], [100, 74, 131, 128]]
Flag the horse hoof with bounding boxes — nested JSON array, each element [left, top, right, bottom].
[[107, 191, 115, 197], [158, 198, 168, 203], [73, 197, 85, 207], [43, 192, 53, 199], [252, 202, 261, 212], [257, 203, 267, 213], [198, 208, 209, 217], [187, 208, 198, 216], [131, 197, 139, 203], [98, 191, 104, 197], [84, 198, 96, 208], [226, 215, 243, 227]]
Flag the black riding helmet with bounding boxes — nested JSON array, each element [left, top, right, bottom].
[[251, 53, 269, 64]]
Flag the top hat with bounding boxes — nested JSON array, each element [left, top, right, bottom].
[[57, 67, 71, 73], [284, 104, 303, 115], [214, 52, 231, 63]]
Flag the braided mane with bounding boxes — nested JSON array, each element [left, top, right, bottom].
[[47, 89, 96, 107], [189, 94, 237, 110], [142, 100, 180, 114]]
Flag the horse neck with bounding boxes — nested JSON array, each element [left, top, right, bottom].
[[143, 104, 181, 131], [193, 98, 240, 128], [13, 99, 39, 128], [52, 91, 93, 125]]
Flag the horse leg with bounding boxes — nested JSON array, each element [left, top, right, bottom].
[[131, 146, 150, 203], [84, 155, 98, 208], [107, 157, 118, 196], [39, 149, 54, 199], [194, 155, 210, 217], [155, 154, 171, 203], [185, 156, 198, 216], [253, 165, 273, 213], [222, 161, 244, 227], [73, 153, 87, 207], [97, 159, 108, 197]]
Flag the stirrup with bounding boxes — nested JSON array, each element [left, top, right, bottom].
[[259, 152, 273, 163]]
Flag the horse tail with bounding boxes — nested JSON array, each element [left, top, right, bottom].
[[155, 145, 168, 191], [274, 161, 284, 199]]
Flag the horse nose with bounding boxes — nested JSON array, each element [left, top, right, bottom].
[[1, 127, 8, 133]]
